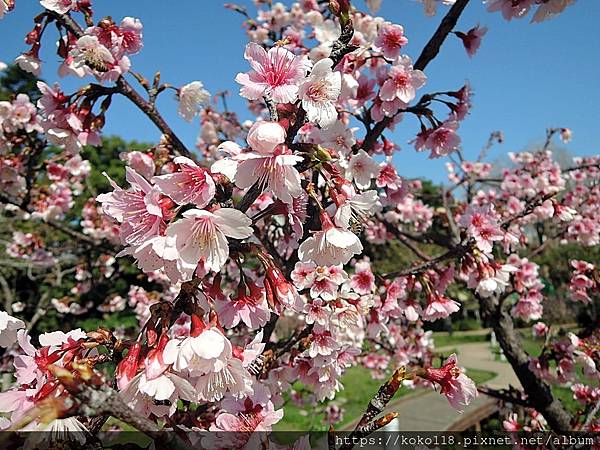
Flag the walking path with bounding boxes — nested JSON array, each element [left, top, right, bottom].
[[345, 341, 521, 431]]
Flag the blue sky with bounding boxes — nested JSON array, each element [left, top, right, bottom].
[[1, 0, 598, 182]]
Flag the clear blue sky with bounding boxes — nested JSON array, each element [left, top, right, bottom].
[[1, 0, 598, 182]]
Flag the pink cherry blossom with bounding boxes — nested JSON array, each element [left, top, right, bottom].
[[533, 322, 549, 337], [456, 24, 488, 57], [373, 22, 408, 60], [235, 43, 307, 104], [215, 278, 271, 329], [246, 120, 287, 154], [97, 168, 165, 246], [164, 326, 253, 402], [219, 121, 304, 204], [166, 208, 253, 273], [379, 56, 426, 104], [0, 311, 25, 347], [531, 0, 576, 23], [177, 81, 211, 122], [298, 58, 342, 128], [236, 146, 303, 204], [424, 121, 461, 158], [291, 261, 317, 290], [298, 211, 363, 266], [120, 151, 155, 180], [263, 264, 304, 312], [350, 261, 375, 295], [152, 156, 215, 207], [422, 292, 460, 321], [486, 0, 534, 21], [89, 16, 144, 58], [423, 353, 478, 410], [347, 150, 380, 190], [40, 0, 76, 14], [334, 188, 381, 228], [70, 35, 131, 83]]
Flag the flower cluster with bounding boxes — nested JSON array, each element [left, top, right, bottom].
[[0, 0, 596, 443]]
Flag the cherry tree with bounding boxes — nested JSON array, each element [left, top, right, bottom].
[[0, 0, 597, 448]]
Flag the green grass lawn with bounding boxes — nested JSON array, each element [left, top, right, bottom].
[[274, 365, 497, 431], [274, 365, 416, 431], [432, 332, 489, 348], [465, 367, 497, 384]]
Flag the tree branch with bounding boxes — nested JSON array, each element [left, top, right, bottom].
[[0, 193, 118, 254], [361, 0, 471, 152], [413, 0, 471, 71], [338, 367, 405, 450], [381, 240, 472, 279], [48, 10, 193, 159], [53, 374, 190, 450], [478, 293, 572, 431]]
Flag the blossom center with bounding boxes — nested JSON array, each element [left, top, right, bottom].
[[306, 81, 330, 102]]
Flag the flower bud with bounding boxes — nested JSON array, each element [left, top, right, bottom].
[[115, 341, 142, 390]]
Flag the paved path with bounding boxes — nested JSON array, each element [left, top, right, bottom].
[[345, 342, 521, 432]]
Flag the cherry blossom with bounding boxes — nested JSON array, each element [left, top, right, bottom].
[[164, 326, 253, 402], [235, 42, 308, 103], [152, 156, 215, 208], [234, 122, 304, 204], [0, 0, 595, 442], [15, 53, 42, 76], [177, 81, 211, 122], [166, 208, 253, 273], [40, 0, 76, 14], [422, 354, 478, 411], [455, 24, 488, 57], [298, 58, 342, 128], [485, 0, 534, 21], [373, 22, 408, 60], [215, 278, 271, 329], [0, 311, 25, 347], [379, 56, 426, 105], [70, 35, 130, 83], [97, 167, 165, 247], [347, 149, 380, 189], [298, 210, 363, 266]]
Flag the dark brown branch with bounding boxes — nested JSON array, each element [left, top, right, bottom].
[[413, 0, 471, 71], [263, 94, 279, 121], [236, 181, 263, 212], [330, 19, 357, 67], [381, 240, 472, 279], [477, 386, 533, 408], [114, 78, 192, 158], [0, 194, 118, 253], [386, 224, 432, 261], [273, 324, 314, 358], [478, 293, 572, 431], [500, 192, 555, 230], [71, 384, 189, 450], [339, 367, 405, 450], [360, 0, 471, 152]]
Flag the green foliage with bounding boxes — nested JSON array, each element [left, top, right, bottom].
[[0, 65, 41, 101], [84, 136, 150, 192], [419, 179, 444, 208], [433, 332, 489, 348], [534, 243, 600, 289], [67, 136, 151, 218]]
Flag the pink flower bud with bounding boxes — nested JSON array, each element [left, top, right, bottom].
[[144, 333, 169, 380], [246, 121, 286, 155], [116, 342, 142, 390]]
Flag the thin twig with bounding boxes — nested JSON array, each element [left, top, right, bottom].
[[360, 0, 471, 152]]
